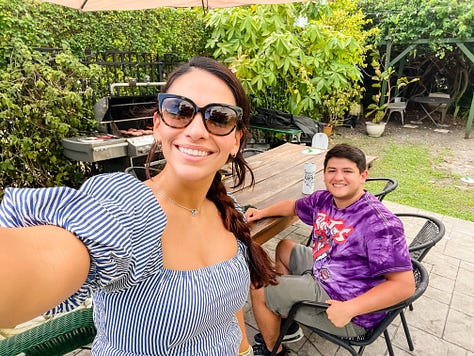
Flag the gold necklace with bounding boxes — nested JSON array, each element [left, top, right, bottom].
[[161, 191, 200, 217]]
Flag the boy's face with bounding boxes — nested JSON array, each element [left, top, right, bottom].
[[324, 157, 368, 208]]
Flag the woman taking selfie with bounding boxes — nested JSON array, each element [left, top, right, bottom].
[[0, 56, 277, 355]]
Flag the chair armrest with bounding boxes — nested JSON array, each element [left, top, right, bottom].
[[0, 308, 95, 356], [286, 260, 428, 319]]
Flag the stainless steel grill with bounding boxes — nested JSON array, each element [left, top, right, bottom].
[[62, 81, 165, 171]]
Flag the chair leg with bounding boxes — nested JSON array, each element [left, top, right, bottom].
[[400, 310, 414, 351], [383, 329, 395, 356], [440, 108, 447, 124], [270, 318, 294, 356], [409, 303, 414, 311]]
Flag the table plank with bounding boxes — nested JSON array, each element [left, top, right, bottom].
[[231, 143, 325, 192]]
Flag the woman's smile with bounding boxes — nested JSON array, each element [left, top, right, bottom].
[[176, 144, 211, 157]]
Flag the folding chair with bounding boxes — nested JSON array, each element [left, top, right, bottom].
[[427, 92, 450, 124]]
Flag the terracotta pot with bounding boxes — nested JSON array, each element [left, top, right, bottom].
[[323, 125, 333, 137], [365, 121, 386, 138]]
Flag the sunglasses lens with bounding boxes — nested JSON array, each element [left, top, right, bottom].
[[158, 94, 241, 136], [205, 106, 238, 135], [161, 97, 195, 127]]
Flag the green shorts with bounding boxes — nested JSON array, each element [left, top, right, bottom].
[[264, 244, 366, 337]]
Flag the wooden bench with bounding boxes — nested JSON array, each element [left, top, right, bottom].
[[250, 124, 303, 145]]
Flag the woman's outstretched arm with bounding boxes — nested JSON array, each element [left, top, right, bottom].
[[0, 225, 90, 327]]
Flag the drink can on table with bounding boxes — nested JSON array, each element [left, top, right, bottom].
[[302, 162, 316, 194]]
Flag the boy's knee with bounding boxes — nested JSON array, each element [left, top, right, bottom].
[[275, 239, 296, 256]]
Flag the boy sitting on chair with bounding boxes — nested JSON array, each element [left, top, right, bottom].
[[245, 143, 415, 356]]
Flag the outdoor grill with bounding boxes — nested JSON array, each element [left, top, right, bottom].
[[62, 81, 166, 172]]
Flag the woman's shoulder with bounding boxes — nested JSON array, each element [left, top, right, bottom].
[[81, 172, 155, 205], [82, 171, 143, 191]]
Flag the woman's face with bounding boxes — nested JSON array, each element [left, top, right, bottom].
[[153, 68, 242, 184]]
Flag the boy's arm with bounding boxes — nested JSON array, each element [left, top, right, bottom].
[[325, 270, 415, 328], [244, 199, 298, 222]]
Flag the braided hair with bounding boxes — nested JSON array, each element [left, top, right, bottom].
[[146, 56, 278, 287]]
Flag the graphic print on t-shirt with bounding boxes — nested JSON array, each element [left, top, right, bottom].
[[312, 211, 354, 262]]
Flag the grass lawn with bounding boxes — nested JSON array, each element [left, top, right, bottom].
[[331, 127, 474, 222]]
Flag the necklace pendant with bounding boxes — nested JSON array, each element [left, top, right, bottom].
[[191, 209, 199, 216]]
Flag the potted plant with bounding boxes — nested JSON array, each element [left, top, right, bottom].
[[365, 57, 418, 137], [322, 86, 363, 136]]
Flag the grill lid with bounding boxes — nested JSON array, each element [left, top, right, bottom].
[[94, 81, 165, 136]]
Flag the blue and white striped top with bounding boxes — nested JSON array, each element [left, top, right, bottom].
[[0, 173, 250, 355]]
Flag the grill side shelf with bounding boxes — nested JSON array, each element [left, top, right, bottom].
[[61, 137, 128, 162]]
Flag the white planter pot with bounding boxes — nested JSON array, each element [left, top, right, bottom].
[[365, 121, 386, 138]]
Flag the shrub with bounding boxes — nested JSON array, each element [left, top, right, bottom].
[[0, 42, 100, 194]]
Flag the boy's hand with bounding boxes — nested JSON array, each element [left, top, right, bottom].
[[325, 299, 353, 328], [244, 207, 263, 222]]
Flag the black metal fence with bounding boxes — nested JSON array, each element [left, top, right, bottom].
[[82, 50, 182, 97], [31, 47, 182, 98]]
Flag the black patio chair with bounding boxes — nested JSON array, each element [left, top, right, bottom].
[[396, 212, 445, 310], [243, 147, 266, 158], [396, 212, 445, 263], [125, 165, 162, 181], [0, 307, 95, 356], [270, 259, 429, 356], [364, 177, 398, 202]]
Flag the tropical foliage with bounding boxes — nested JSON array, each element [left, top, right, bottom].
[[206, 1, 378, 121], [365, 51, 419, 123]]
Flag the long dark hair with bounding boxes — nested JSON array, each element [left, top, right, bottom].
[[146, 56, 277, 288]]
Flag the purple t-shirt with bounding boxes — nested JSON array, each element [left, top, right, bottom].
[[295, 190, 412, 329]]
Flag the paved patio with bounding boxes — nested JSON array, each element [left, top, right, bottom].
[[68, 200, 473, 356]]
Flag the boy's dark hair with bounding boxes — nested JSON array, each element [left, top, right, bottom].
[[324, 144, 367, 173]]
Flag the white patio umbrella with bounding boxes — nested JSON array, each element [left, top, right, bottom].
[[43, 0, 308, 11]]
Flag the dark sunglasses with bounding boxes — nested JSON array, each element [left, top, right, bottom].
[[157, 93, 243, 136]]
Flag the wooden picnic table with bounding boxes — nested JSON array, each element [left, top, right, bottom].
[[226, 142, 376, 245]]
